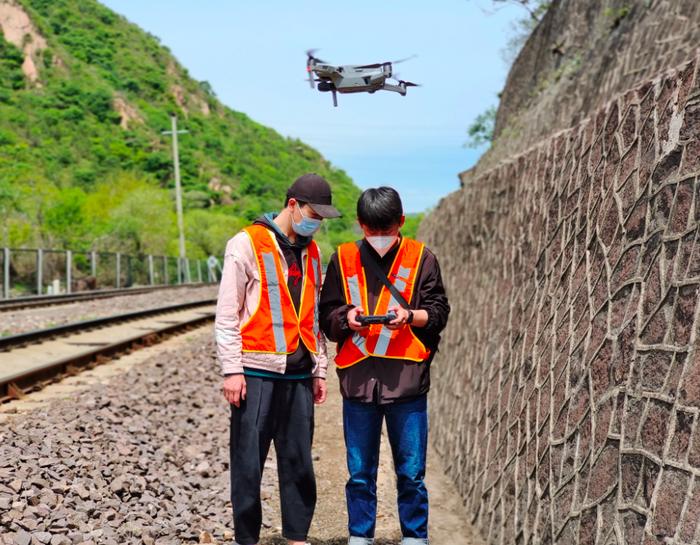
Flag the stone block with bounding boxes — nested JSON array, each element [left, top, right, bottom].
[[620, 453, 643, 503], [586, 442, 618, 503], [667, 410, 693, 463], [672, 283, 699, 347], [621, 510, 647, 545], [679, 479, 700, 543], [639, 399, 672, 459], [652, 467, 691, 538]]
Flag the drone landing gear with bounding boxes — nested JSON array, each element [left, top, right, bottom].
[[316, 81, 338, 107]]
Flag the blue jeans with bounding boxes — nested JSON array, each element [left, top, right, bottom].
[[343, 394, 429, 544]]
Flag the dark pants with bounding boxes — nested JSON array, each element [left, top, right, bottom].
[[343, 394, 429, 543], [229, 376, 316, 545]]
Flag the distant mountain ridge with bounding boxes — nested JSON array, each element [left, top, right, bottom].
[[0, 0, 361, 258]]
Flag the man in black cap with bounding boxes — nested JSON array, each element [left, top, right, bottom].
[[215, 173, 341, 545]]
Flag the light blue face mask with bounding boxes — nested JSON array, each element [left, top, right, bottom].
[[292, 204, 322, 236]]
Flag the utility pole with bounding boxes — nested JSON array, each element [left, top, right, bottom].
[[162, 115, 189, 282]]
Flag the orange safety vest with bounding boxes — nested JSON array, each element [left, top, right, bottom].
[[335, 238, 430, 368], [240, 225, 322, 354]]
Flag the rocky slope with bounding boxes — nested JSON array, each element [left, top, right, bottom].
[[475, 0, 700, 177]]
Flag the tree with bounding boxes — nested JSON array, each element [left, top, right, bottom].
[[185, 210, 243, 258], [464, 0, 550, 150], [0, 179, 18, 245], [106, 185, 176, 254], [199, 80, 217, 98], [493, 1, 551, 64], [491, 0, 550, 21], [465, 106, 497, 149], [44, 187, 88, 248]]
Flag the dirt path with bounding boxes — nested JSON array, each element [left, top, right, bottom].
[[289, 354, 485, 545]]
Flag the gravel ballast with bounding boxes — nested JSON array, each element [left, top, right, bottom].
[[0, 328, 480, 545], [0, 334, 250, 545]]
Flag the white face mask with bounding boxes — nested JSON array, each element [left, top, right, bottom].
[[366, 235, 398, 257]]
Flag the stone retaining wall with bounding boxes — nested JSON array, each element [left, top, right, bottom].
[[421, 53, 700, 544]]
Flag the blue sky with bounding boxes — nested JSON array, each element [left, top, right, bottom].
[[102, 0, 523, 213]]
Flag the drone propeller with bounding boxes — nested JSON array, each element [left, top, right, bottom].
[[355, 62, 383, 69], [392, 73, 421, 88], [306, 51, 316, 87], [392, 54, 418, 65], [306, 49, 327, 64], [356, 54, 417, 69], [306, 49, 327, 88]]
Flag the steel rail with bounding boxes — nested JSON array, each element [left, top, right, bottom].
[[0, 299, 216, 351], [0, 299, 216, 402], [0, 283, 216, 311]]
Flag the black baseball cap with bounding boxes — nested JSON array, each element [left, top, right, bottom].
[[287, 173, 342, 218]]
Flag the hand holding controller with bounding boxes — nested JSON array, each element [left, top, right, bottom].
[[356, 310, 397, 326]]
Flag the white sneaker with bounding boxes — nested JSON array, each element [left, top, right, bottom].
[[348, 537, 374, 545]]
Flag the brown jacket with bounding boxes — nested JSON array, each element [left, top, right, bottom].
[[320, 237, 450, 403]]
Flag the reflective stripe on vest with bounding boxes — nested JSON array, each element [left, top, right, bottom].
[[240, 225, 321, 354], [335, 238, 430, 368]]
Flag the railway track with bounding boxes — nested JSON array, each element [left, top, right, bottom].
[[0, 298, 216, 402], [0, 282, 215, 311]]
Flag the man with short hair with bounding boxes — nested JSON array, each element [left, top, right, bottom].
[[320, 186, 450, 545], [215, 173, 341, 545]]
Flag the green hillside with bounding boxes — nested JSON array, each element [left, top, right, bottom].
[[0, 0, 361, 260]]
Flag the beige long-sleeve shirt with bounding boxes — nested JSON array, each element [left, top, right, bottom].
[[214, 228, 329, 378]]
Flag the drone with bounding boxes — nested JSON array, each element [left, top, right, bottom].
[[306, 50, 420, 107]]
